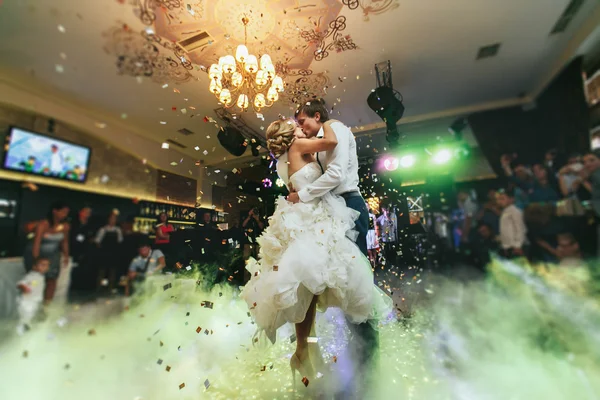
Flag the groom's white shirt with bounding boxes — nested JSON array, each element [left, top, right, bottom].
[[297, 121, 360, 203]]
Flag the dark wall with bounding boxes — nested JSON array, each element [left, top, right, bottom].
[[469, 57, 590, 174]]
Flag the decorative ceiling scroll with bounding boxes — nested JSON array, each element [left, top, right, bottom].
[[299, 16, 357, 61], [342, 0, 400, 21], [103, 23, 193, 84]]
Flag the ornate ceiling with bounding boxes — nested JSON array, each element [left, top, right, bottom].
[[103, 0, 399, 107]]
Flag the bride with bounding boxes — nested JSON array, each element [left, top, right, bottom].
[[241, 118, 392, 386]]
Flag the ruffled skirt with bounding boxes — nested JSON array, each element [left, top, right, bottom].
[[241, 193, 392, 343]]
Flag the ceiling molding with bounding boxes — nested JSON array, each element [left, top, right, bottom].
[[530, 2, 600, 99], [352, 96, 530, 137]]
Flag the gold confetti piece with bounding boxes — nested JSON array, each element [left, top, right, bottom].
[[23, 350, 28, 358], [166, 366, 172, 372], [179, 382, 185, 389], [196, 326, 202, 333], [175, 262, 183, 269], [332, 356, 337, 363], [160, 341, 164, 347], [88, 329, 96, 336], [302, 377, 309, 387], [260, 366, 266, 371], [273, 265, 279, 271]]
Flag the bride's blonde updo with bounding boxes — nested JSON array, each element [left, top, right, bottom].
[[266, 119, 296, 159]]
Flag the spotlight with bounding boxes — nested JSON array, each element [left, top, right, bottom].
[[433, 149, 452, 164], [399, 155, 416, 168], [383, 157, 399, 171]]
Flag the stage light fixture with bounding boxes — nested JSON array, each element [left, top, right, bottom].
[[399, 155, 416, 168], [383, 157, 399, 171], [433, 149, 452, 164]]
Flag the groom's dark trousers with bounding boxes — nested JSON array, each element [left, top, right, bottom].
[[340, 191, 379, 365]]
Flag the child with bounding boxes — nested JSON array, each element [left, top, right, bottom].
[[16, 257, 49, 334], [496, 188, 528, 258]]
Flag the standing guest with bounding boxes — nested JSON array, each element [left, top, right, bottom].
[[530, 164, 560, 203], [126, 241, 166, 296], [477, 189, 501, 235], [366, 204, 379, 267], [543, 149, 559, 177], [377, 206, 397, 266], [496, 188, 528, 258], [242, 208, 264, 257], [457, 189, 478, 246], [68, 206, 96, 302], [23, 201, 70, 304], [471, 223, 499, 270], [154, 212, 174, 254], [500, 154, 533, 208], [16, 257, 49, 334], [95, 212, 124, 292], [558, 153, 588, 197], [582, 150, 600, 256]]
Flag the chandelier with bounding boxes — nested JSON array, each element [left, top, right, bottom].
[[208, 16, 284, 112]]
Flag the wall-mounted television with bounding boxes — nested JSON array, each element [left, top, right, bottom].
[[2, 127, 91, 183]]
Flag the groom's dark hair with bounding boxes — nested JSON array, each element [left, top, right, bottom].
[[295, 98, 330, 122]]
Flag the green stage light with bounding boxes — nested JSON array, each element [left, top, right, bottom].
[[433, 149, 452, 164], [399, 154, 416, 168]]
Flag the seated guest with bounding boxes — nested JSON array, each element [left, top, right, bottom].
[[126, 241, 166, 294], [556, 233, 583, 266], [496, 188, 528, 258]]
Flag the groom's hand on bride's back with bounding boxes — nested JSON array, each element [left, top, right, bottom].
[[287, 191, 300, 204]]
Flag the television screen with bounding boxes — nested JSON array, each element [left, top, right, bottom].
[[2, 127, 91, 183]]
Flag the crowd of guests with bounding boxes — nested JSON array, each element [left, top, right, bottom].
[[455, 148, 600, 269]]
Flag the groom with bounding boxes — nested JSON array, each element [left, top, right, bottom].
[[287, 100, 379, 390]]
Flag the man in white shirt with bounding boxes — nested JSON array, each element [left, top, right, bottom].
[[287, 100, 368, 255], [287, 99, 376, 396], [496, 188, 527, 258]]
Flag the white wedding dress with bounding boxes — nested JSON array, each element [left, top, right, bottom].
[[241, 153, 392, 343]]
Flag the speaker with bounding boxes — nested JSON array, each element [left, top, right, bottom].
[[367, 87, 405, 125], [217, 127, 247, 157]]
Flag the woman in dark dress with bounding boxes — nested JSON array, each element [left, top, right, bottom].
[[95, 213, 123, 292]]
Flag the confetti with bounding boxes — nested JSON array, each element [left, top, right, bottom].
[[167, 366, 172, 372], [179, 382, 185, 390], [57, 25, 66, 33], [204, 379, 210, 389], [302, 377, 309, 387], [163, 283, 172, 291], [196, 326, 202, 333], [157, 359, 163, 365], [88, 329, 96, 336], [162, 142, 169, 149]]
